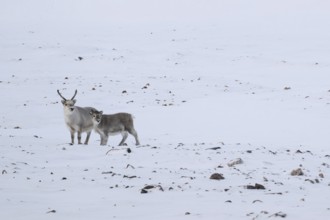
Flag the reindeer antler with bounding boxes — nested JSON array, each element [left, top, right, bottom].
[[71, 90, 78, 100], [57, 90, 67, 101]]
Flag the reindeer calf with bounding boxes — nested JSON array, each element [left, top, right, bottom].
[[90, 109, 140, 146]]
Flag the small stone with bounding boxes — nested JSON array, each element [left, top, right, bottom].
[[271, 212, 287, 218], [291, 168, 304, 176], [143, 185, 155, 190], [246, 183, 265, 190], [210, 173, 225, 180], [228, 158, 243, 167]]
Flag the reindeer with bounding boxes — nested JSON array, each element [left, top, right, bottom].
[[57, 89, 95, 145], [89, 109, 140, 146]]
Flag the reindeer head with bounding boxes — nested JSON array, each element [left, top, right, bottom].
[[89, 109, 103, 124], [57, 90, 78, 112]]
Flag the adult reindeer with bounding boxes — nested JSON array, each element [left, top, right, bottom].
[[57, 89, 95, 145]]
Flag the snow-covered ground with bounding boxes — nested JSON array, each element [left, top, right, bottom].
[[1, 0, 330, 219]]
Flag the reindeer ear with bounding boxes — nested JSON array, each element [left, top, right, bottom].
[[61, 100, 65, 105], [89, 111, 93, 115], [100, 111, 103, 114], [72, 99, 76, 104]]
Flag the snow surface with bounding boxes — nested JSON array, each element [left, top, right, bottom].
[[1, 0, 330, 219]]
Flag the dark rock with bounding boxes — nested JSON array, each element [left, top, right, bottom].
[[291, 168, 304, 176], [305, 179, 315, 184], [246, 183, 265, 190], [141, 189, 148, 194], [210, 173, 224, 180], [123, 175, 137, 179], [270, 212, 287, 218], [206, 147, 221, 150]]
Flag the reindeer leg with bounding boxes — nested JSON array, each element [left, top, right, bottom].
[[128, 128, 140, 145], [70, 130, 75, 145], [132, 130, 140, 146], [78, 131, 82, 144], [119, 131, 128, 146], [84, 131, 91, 145], [100, 135, 108, 146]]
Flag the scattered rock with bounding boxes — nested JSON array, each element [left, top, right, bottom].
[[126, 164, 135, 169], [143, 185, 156, 190], [2, 170, 7, 174], [319, 173, 324, 178], [291, 168, 304, 176], [246, 183, 265, 190], [269, 211, 287, 218], [210, 173, 225, 180], [185, 212, 191, 215], [305, 179, 315, 184], [142, 83, 150, 89], [284, 87, 291, 90], [228, 158, 243, 167], [141, 185, 164, 193], [123, 175, 137, 179], [269, 150, 277, 155], [206, 147, 221, 150], [46, 210, 56, 214]]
